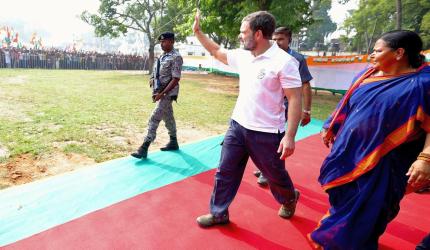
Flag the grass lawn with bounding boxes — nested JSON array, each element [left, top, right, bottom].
[[0, 69, 342, 188]]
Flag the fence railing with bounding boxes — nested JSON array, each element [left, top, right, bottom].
[[0, 50, 149, 71]]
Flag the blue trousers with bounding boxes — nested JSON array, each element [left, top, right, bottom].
[[210, 120, 296, 217], [416, 233, 430, 250]]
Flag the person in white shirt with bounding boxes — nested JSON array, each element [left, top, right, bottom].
[[255, 26, 314, 186], [193, 10, 303, 227]]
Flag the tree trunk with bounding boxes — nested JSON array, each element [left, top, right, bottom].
[[148, 40, 155, 75], [366, 18, 378, 54], [396, 0, 402, 29]]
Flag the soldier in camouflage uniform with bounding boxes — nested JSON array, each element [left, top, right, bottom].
[[131, 32, 183, 159]]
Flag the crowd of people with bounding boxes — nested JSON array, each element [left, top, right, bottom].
[[0, 47, 148, 70]]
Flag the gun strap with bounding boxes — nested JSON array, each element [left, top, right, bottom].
[[156, 56, 161, 80]]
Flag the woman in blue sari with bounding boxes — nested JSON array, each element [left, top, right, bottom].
[[309, 30, 430, 249]]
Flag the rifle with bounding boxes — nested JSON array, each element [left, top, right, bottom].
[[151, 56, 171, 101], [152, 57, 162, 99]]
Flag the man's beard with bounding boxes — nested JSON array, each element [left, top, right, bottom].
[[242, 37, 256, 51]]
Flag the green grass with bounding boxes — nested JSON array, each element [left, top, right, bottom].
[[0, 69, 341, 163], [311, 91, 343, 121]]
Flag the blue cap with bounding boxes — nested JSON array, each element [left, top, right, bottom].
[[158, 32, 175, 41]]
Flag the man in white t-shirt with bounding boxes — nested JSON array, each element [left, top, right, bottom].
[[193, 10, 303, 227]]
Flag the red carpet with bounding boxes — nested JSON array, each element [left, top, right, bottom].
[[5, 135, 430, 249]]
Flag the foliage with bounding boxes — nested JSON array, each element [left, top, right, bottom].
[[251, 0, 314, 33], [175, 0, 244, 48], [301, 0, 337, 51], [157, 1, 189, 41], [403, 0, 430, 48], [81, 0, 171, 73], [421, 12, 430, 49], [341, 0, 430, 52], [81, 0, 321, 54], [175, 0, 314, 48]]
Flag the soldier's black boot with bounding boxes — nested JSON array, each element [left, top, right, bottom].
[[131, 141, 151, 159], [160, 136, 179, 151]]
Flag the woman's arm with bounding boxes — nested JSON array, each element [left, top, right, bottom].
[[406, 133, 430, 190]]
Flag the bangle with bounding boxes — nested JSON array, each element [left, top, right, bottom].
[[303, 110, 311, 115], [419, 152, 430, 158], [418, 157, 430, 163], [417, 152, 430, 163]]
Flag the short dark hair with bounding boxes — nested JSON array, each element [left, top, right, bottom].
[[380, 30, 424, 68], [273, 27, 292, 43], [242, 11, 276, 39]]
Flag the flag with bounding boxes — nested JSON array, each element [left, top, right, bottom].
[[30, 32, 37, 45], [5, 27, 11, 45], [13, 32, 18, 43]]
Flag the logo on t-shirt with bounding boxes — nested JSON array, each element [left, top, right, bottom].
[[257, 68, 266, 79]]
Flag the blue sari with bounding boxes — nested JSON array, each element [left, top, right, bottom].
[[310, 65, 430, 249]]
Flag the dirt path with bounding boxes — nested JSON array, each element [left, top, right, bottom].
[[0, 126, 216, 189]]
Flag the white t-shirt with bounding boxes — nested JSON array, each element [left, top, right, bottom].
[[227, 43, 301, 133]]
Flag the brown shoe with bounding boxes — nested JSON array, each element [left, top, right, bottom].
[[278, 190, 300, 219], [196, 213, 229, 227]]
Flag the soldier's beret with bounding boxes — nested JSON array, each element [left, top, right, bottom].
[[158, 32, 175, 41]]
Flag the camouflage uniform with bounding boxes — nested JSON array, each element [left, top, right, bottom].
[[145, 48, 183, 143]]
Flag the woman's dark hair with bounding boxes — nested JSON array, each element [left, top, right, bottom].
[[242, 11, 276, 39], [380, 30, 424, 68]]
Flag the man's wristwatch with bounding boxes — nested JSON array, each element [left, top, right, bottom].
[[303, 110, 311, 115]]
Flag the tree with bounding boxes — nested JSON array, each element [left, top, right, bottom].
[[175, 0, 314, 48], [81, 0, 171, 74], [342, 0, 394, 53], [340, 0, 430, 52], [401, 0, 430, 36], [266, 0, 314, 33], [396, 0, 402, 29], [175, 0, 245, 48], [421, 11, 430, 48], [301, 0, 337, 51], [339, 0, 403, 30]]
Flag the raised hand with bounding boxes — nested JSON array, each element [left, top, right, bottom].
[[192, 9, 201, 34]]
